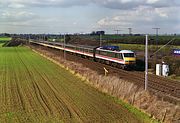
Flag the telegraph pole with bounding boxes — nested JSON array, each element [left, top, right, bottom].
[[64, 34, 66, 59], [152, 28, 160, 66], [145, 35, 148, 91], [28, 34, 30, 45], [128, 28, 132, 35], [58, 32, 61, 42], [100, 33, 102, 46], [39, 34, 40, 41], [43, 33, 45, 42], [152, 28, 160, 47], [114, 30, 121, 35]]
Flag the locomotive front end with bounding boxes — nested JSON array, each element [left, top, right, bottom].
[[121, 50, 136, 69]]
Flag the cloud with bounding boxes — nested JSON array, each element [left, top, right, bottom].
[[96, 6, 180, 33], [146, 0, 160, 4], [0, 0, 179, 9], [0, 0, 91, 8], [93, 0, 180, 10], [155, 8, 168, 18], [0, 0, 179, 33], [0, 10, 37, 25], [97, 17, 132, 27], [8, 3, 25, 8], [93, 0, 143, 10]]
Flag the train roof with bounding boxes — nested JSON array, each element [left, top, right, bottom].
[[97, 48, 134, 54], [39, 41, 135, 53], [120, 50, 134, 53], [99, 46, 119, 51], [40, 41, 96, 49]]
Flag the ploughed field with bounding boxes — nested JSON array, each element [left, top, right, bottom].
[[0, 47, 142, 122]]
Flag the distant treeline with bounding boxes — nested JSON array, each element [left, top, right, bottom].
[[76, 35, 180, 45], [103, 35, 180, 45], [2, 33, 180, 45]]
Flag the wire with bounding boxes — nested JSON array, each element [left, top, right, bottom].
[[150, 38, 175, 57]]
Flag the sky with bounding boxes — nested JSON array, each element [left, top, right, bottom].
[[0, 0, 180, 34]]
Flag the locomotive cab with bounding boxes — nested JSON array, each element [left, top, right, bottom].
[[120, 50, 136, 68]]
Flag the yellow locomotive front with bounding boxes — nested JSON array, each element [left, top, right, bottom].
[[120, 50, 136, 68]]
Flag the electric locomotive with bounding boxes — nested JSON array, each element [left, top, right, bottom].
[[95, 46, 136, 69]]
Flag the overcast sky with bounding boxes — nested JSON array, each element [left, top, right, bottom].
[[0, 0, 180, 34]]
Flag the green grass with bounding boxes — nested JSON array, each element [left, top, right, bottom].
[[0, 37, 10, 47], [0, 43, 4, 47], [113, 97, 159, 123], [0, 46, 157, 122], [0, 37, 11, 47], [175, 76, 180, 81], [0, 37, 11, 42], [168, 75, 180, 82]]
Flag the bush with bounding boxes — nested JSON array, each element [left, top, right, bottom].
[[107, 36, 180, 45], [3, 37, 28, 47]]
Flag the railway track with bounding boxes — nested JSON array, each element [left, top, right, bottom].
[[109, 66, 180, 97], [30, 43, 180, 102], [79, 57, 180, 100], [94, 60, 180, 102]]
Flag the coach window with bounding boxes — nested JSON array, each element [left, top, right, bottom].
[[119, 53, 123, 59], [88, 49, 91, 53], [107, 52, 110, 57], [108, 52, 114, 57], [69, 46, 74, 49], [67, 45, 70, 48], [96, 50, 100, 54], [81, 48, 84, 52], [79, 47, 83, 51], [89, 49, 93, 53], [84, 49, 88, 52], [115, 53, 118, 58], [115, 53, 122, 59], [100, 51, 107, 56], [72, 46, 75, 49], [100, 51, 102, 55]]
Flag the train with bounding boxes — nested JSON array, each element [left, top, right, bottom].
[[30, 40, 136, 69]]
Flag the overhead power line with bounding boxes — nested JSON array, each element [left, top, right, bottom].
[[114, 30, 121, 35]]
